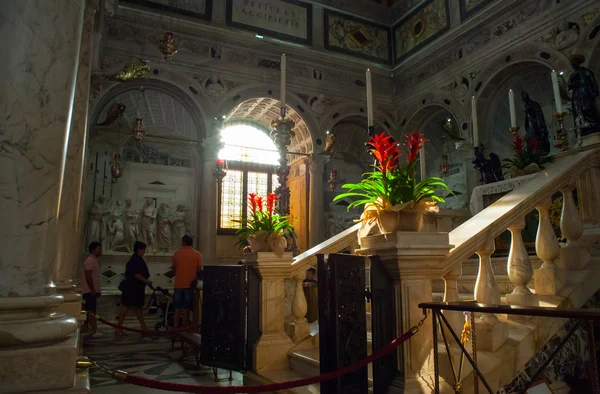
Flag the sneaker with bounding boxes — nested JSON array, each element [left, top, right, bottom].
[[91, 331, 104, 338]]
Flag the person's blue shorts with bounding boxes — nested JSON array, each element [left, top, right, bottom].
[[173, 288, 194, 310]]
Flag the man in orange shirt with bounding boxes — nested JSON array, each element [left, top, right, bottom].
[[171, 234, 202, 329]]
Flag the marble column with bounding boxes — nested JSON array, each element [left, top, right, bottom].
[[0, 1, 85, 392], [198, 134, 220, 265], [54, 0, 99, 318], [308, 155, 325, 247]]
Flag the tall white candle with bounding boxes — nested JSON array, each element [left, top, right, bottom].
[[472, 96, 479, 147], [508, 89, 517, 128], [280, 54, 287, 113], [420, 147, 426, 180], [366, 68, 373, 127], [551, 70, 562, 114]]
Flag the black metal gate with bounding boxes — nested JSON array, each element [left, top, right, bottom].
[[200, 265, 261, 372], [370, 255, 398, 393], [317, 253, 368, 394]]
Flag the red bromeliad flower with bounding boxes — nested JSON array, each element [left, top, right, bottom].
[[267, 193, 277, 217], [513, 135, 525, 154], [367, 132, 401, 176], [248, 193, 258, 215], [255, 196, 264, 213], [403, 132, 428, 164]]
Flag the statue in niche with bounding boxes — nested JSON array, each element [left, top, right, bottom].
[[141, 199, 157, 253], [124, 199, 140, 252], [567, 54, 600, 137], [172, 204, 189, 248], [112, 200, 125, 219], [554, 21, 579, 51], [86, 195, 106, 246], [109, 215, 129, 253], [204, 75, 226, 98], [310, 94, 328, 116], [472, 146, 504, 184], [521, 91, 550, 155], [100, 197, 112, 250], [157, 203, 173, 254]]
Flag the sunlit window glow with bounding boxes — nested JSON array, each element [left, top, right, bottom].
[[218, 124, 280, 165]]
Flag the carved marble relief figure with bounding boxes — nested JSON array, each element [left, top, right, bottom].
[[172, 204, 189, 249], [568, 54, 600, 136], [124, 199, 140, 252], [86, 195, 105, 246], [109, 214, 129, 253], [141, 198, 157, 252], [521, 91, 550, 154], [157, 203, 173, 253]]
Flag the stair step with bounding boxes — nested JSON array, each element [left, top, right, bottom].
[[289, 347, 374, 383]]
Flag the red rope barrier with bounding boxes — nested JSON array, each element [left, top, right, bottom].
[[93, 314, 201, 335], [117, 328, 417, 393]]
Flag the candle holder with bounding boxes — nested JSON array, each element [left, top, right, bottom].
[[367, 125, 375, 137], [213, 159, 227, 183], [110, 154, 124, 183], [553, 112, 568, 151], [280, 106, 286, 119], [440, 155, 449, 175], [509, 126, 520, 136], [270, 117, 296, 216], [328, 169, 338, 191]]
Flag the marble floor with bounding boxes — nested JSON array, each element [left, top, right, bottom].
[[83, 330, 244, 393]]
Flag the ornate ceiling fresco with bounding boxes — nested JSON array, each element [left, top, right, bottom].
[[226, 97, 314, 156]]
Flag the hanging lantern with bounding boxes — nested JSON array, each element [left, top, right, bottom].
[[131, 118, 147, 141], [158, 32, 178, 63], [328, 169, 338, 191], [213, 159, 227, 183], [111, 154, 124, 181], [440, 154, 449, 175]]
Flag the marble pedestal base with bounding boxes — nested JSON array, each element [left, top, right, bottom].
[[35, 370, 90, 393], [506, 292, 539, 322], [559, 242, 591, 270], [0, 332, 80, 393], [437, 343, 473, 385], [55, 293, 83, 319], [582, 133, 600, 147], [289, 320, 310, 342], [475, 315, 508, 352], [255, 333, 294, 372], [534, 264, 565, 296]]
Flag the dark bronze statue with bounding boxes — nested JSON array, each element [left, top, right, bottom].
[[473, 146, 504, 184], [521, 91, 550, 155], [567, 54, 600, 136]]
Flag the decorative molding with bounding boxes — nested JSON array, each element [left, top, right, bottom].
[[120, 0, 213, 21], [459, 0, 494, 22]]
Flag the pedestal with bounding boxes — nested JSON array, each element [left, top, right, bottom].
[[534, 263, 566, 296], [359, 231, 453, 392], [55, 282, 84, 318], [476, 314, 508, 353], [559, 241, 591, 270], [245, 252, 294, 372]]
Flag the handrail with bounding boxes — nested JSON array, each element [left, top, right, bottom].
[[441, 148, 598, 275], [291, 222, 361, 275], [419, 301, 600, 319]]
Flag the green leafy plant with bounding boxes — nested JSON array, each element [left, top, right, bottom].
[[235, 193, 293, 248], [333, 131, 450, 216], [502, 135, 553, 170]]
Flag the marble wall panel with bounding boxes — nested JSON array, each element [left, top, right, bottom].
[[121, 0, 212, 20], [459, 0, 494, 21], [393, 0, 450, 62], [324, 10, 392, 64]]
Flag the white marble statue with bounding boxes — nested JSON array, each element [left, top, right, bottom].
[[124, 199, 140, 251], [112, 199, 125, 219], [86, 195, 105, 246], [109, 215, 129, 253], [172, 204, 189, 248], [100, 197, 112, 250], [141, 198, 157, 252], [157, 203, 173, 253]]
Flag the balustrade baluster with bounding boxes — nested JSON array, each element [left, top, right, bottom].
[[442, 265, 463, 337], [559, 185, 590, 269], [290, 273, 310, 341], [474, 237, 507, 352], [533, 198, 564, 295], [506, 217, 539, 306]]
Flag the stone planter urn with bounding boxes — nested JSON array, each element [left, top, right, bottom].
[[509, 163, 541, 178], [247, 230, 287, 256], [377, 209, 424, 233]]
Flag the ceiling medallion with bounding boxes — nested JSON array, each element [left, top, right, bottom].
[[158, 32, 178, 63]]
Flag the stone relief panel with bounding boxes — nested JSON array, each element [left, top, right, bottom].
[[393, 0, 449, 62], [459, 0, 494, 21], [325, 11, 392, 64], [226, 0, 312, 45], [120, 0, 212, 20]]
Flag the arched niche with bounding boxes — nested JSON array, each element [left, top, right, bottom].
[[403, 104, 469, 209], [478, 61, 560, 160]]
